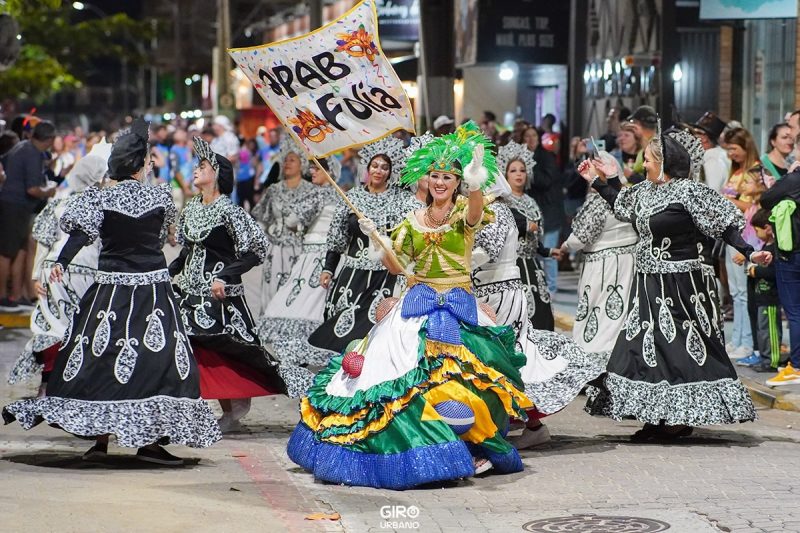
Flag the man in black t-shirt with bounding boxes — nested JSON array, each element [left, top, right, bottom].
[[0, 121, 57, 311]]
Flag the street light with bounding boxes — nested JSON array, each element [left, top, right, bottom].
[[498, 61, 518, 82], [672, 63, 683, 82]]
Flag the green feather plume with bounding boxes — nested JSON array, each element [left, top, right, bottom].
[[400, 120, 497, 189]]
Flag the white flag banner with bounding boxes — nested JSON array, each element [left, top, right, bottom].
[[229, 0, 415, 158]]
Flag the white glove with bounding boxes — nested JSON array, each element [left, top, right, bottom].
[[358, 217, 377, 236], [463, 144, 488, 192], [284, 212, 300, 229], [367, 235, 391, 261]]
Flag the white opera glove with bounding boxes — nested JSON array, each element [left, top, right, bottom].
[[471, 246, 490, 269], [358, 217, 377, 236], [463, 144, 488, 192]]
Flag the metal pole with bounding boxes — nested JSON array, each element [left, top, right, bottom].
[[173, 1, 181, 112], [309, 0, 323, 31], [150, 18, 158, 109]]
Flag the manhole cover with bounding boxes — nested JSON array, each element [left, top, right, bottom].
[[522, 514, 671, 532]]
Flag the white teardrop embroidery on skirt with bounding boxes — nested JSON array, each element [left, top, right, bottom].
[[309, 257, 324, 289], [174, 331, 191, 380], [92, 310, 116, 357], [683, 319, 708, 366], [605, 284, 624, 320], [690, 293, 712, 337], [575, 286, 590, 321], [536, 268, 551, 303], [656, 296, 676, 343], [113, 337, 140, 384], [225, 305, 255, 343], [193, 300, 216, 330], [334, 304, 359, 337], [286, 277, 305, 307], [624, 298, 641, 341], [525, 285, 537, 320], [143, 308, 166, 352], [583, 306, 600, 343], [642, 320, 657, 367], [62, 335, 88, 381]]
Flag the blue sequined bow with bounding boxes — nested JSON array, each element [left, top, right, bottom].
[[401, 284, 477, 345]]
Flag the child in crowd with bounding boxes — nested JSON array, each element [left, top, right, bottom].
[[738, 209, 784, 373]]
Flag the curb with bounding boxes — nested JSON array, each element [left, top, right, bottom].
[[0, 312, 30, 329], [741, 376, 800, 412], [554, 310, 800, 413]]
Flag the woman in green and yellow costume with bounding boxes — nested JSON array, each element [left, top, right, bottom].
[[287, 123, 533, 489]]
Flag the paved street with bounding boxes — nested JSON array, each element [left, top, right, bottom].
[[2, 264, 800, 533]]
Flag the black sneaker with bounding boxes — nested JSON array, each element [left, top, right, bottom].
[[82, 442, 108, 461], [752, 361, 779, 373], [136, 445, 184, 466], [0, 298, 21, 312], [15, 297, 36, 311]]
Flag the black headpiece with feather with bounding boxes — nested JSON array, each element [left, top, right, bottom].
[[108, 117, 150, 180]]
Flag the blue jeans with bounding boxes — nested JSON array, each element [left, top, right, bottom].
[[775, 251, 800, 368], [726, 246, 753, 350], [543, 228, 560, 295]]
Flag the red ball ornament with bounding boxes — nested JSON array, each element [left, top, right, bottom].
[[342, 351, 365, 377]]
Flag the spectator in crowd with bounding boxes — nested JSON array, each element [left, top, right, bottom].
[[761, 158, 800, 386], [480, 110, 499, 144], [255, 125, 268, 152], [736, 209, 784, 372], [786, 108, 800, 164], [211, 115, 240, 163], [563, 136, 589, 218], [236, 138, 259, 211], [540, 113, 561, 167], [0, 129, 20, 158], [523, 125, 563, 295], [721, 127, 763, 360], [612, 121, 642, 184], [628, 105, 658, 181], [169, 127, 194, 209], [150, 124, 171, 185], [433, 115, 455, 136], [692, 111, 730, 192], [511, 119, 531, 144], [760, 122, 794, 187], [0, 121, 58, 311], [257, 128, 281, 192], [600, 105, 631, 153]]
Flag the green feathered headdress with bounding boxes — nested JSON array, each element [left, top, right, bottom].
[[400, 120, 497, 188]]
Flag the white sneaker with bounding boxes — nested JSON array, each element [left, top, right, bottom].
[[732, 346, 752, 359], [511, 424, 552, 450], [474, 458, 493, 475]]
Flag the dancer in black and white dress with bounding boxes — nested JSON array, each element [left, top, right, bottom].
[[170, 137, 286, 432], [251, 135, 319, 306], [303, 137, 419, 362], [498, 141, 557, 330], [3, 119, 221, 464], [257, 157, 342, 397], [7, 141, 110, 392], [583, 128, 766, 440]]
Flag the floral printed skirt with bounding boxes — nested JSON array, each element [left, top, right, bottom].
[[586, 269, 757, 426]]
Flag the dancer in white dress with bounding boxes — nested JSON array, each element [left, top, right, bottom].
[[562, 153, 638, 353]]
